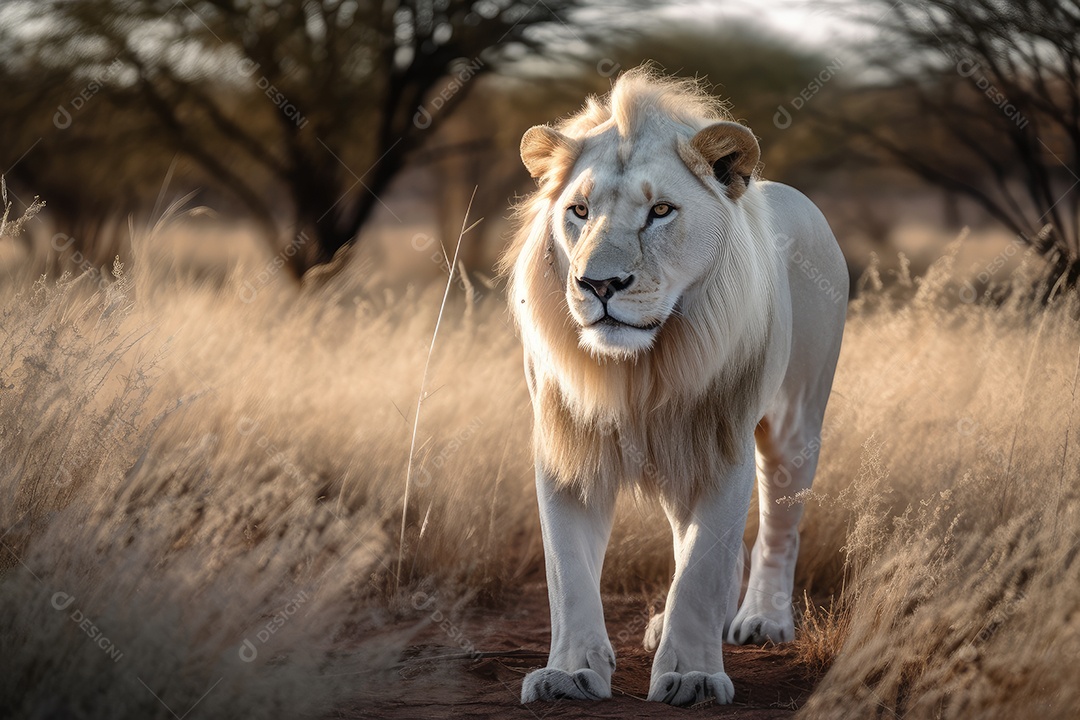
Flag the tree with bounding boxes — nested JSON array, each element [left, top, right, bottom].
[[837, 0, 1080, 286], [1, 0, 591, 274]]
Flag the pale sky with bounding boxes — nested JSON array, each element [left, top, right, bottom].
[[666, 0, 875, 50]]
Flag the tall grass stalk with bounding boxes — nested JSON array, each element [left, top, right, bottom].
[[396, 187, 478, 590]]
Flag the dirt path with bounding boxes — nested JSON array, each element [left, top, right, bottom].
[[342, 585, 819, 718]]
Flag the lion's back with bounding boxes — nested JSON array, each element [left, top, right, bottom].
[[758, 180, 848, 418]]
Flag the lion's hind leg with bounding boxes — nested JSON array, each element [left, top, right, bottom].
[[727, 416, 819, 645]]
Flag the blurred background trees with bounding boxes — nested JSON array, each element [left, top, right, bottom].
[[836, 0, 1080, 287], [0, 0, 596, 274], [1, 0, 1078, 292]]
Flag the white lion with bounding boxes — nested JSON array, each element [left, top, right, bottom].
[[504, 68, 847, 705]]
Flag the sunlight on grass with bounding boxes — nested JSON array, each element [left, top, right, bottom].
[[3, 195, 1079, 718]]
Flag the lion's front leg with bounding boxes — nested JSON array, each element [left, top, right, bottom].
[[521, 468, 616, 703], [647, 450, 755, 706]]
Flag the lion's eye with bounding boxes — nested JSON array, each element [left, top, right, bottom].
[[649, 203, 674, 219], [569, 204, 589, 220]]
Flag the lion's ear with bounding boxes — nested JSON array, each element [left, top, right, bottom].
[[520, 125, 579, 180], [683, 121, 760, 199]]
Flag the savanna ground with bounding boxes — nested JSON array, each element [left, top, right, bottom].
[[3, 194, 1080, 720]]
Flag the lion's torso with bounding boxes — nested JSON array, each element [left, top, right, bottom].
[[513, 180, 846, 503]]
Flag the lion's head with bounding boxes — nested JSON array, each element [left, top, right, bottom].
[[505, 68, 778, 460], [521, 112, 764, 360], [508, 67, 776, 364]]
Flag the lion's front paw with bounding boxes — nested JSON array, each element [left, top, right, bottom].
[[647, 670, 734, 706], [521, 667, 610, 703]]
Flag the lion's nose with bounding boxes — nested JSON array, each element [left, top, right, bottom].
[[576, 275, 634, 301]]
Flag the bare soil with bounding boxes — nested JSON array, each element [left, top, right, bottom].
[[343, 584, 820, 718]]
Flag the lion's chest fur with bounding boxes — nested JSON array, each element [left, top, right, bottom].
[[533, 342, 765, 502]]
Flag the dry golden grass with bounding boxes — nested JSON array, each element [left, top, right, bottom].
[[3, 196, 1079, 718], [0, 207, 539, 718], [794, 244, 1080, 719]]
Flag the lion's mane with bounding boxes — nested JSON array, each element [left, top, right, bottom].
[[503, 68, 780, 503]]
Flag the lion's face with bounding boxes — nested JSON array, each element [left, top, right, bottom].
[[554, 142, 719, 358], [523, 119, 760, 360]]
